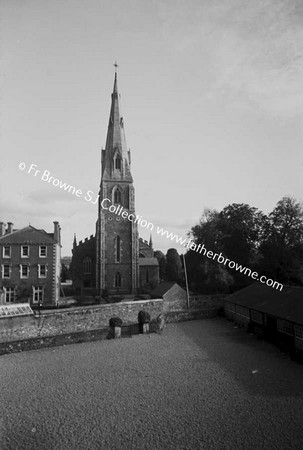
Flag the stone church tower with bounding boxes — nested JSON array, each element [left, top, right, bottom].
[[96, 70, 139, 295]]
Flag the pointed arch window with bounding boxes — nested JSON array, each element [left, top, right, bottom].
[[83, 257, 92, 274], [115, 272, 121, 288], [115, 155, 121, 170], [113, 186, 122, 205], [116, 236, 121, 263]]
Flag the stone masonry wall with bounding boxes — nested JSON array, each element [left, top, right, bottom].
[[0, 299, 163, 343], [162, 293, 225, 313], [188, 295, 226, 311], [0, 295, 225, 352], [162, 285, 187, 312]]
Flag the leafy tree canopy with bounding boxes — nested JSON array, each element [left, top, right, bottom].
[[154, 250, 166, 281], [186, 197, 303, 292], [165, 248, 182, 283]]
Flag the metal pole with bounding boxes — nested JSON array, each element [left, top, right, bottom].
[[183, 253, 190, 309]]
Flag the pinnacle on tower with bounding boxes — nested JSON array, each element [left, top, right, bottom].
[[73, 233, 77, 250]]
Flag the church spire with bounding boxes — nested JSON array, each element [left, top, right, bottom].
[[101, 64, 132, 182], [97, 64, 139, 295], [73, 233, 77, 248]]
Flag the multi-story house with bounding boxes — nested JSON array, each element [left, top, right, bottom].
[[0, 221, 61, 307]]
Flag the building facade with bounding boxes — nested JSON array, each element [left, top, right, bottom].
[[0, 221, 61, 307], [138, 237, 159, 292], [71, 234, 96, 294], [71, 71, 159, 297]]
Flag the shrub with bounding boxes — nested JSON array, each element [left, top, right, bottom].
[[110, 295, 123, 303], [109, 317, 123, 327], [135, 294, 151, 301], [102, 288, 108, 299], [138, 310, 151, 324]]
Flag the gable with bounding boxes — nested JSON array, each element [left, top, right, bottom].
[[163, 283, 187, 301], [151, 282, 176, 297], [169, 283, 187, 298], [139, 257, 159, 267]]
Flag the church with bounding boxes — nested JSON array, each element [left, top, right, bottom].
[[71, 69, 159, 298]]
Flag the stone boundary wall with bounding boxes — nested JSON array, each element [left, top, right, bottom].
[[0, 299, 164, 343], [166, 308, 222, 323], [188, 295, 226, 311], [0, 295, 225, 355], [0, 328, 110, 356], [161, 293, 226, 313]]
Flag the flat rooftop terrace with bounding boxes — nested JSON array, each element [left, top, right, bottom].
[[1, 318, 303, 449]]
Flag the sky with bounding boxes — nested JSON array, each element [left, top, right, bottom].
[[1, 0, 302, 256]]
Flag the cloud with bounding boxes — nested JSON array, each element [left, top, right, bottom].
[[1, 186, 98, 223], [209, 0, 303, 116], [27, 188, 79, 203], [157, 0, 303, 117]]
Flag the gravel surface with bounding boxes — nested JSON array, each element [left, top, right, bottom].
[[1, 318, 303, 450]]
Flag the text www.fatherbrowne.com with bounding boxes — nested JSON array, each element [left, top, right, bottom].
[[156, 226, 283, 291], [19, 161, 283, 291]]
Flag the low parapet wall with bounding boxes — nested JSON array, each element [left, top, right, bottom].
[[0, 299, 164, 343], [0, 294, 225, 355], [160, 292, 225, 313]]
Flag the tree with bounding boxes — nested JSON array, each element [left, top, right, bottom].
[[187, 205, 268, 292], [60, 263, 70, 282], [185, 250, 233, 294], [186, 209, 233, 293], [258, 197, 303, 285], [189, 208, 221, 250], [218, 203, 267, 266], [165, 248, 182, 283], [187, 197, 303, 292], [268, 197, 303, 247], [154, 250, 166, 281]]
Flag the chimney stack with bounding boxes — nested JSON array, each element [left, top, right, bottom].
[[6, 222, 13, 234], [0, 222, 5, 237], [53, 221, 61, 245]]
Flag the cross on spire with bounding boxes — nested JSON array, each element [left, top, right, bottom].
[[114, 61, 119, 73]]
